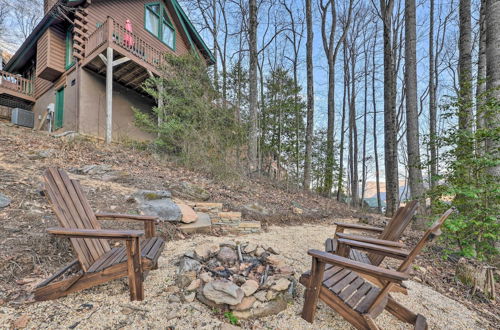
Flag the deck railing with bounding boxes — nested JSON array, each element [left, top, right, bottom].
[[0, 70, 34, 97], [85, 17, 163, 69]]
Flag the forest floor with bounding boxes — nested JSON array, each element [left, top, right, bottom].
[[0, 122, 498, 329]]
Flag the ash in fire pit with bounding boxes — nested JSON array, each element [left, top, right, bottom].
[[175, 241, 296, 319]]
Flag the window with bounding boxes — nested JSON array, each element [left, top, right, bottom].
[[65, 27, 75, 69], [145, 2, 175, 49]]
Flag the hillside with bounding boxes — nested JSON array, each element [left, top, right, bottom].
[[0, 122, 358, 298]]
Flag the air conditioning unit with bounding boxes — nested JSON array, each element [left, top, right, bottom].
[[11, 108, 34, 128]]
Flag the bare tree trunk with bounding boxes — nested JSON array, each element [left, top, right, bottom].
[[476, 0, 487, 151], [304, 0, 315, 190], [380, 0, 399, 216], [212, 0, 218, 93], [404, 0, 425, 207], [361, 38, 369, 207], [349, 41, 359, 207], [429, 0, 438, 189], [320, 0, 354, 196], [486, 0, 500, 177], [458, 0, 473, 158], [337, 40, 349, 202], [372, 24, 382, 212], [248, 0, 258, 172]]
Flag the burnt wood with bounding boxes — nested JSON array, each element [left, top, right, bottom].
[[300, 208, 454, 330], [36, 167, 165, 301]]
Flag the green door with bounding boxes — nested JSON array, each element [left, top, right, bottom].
[[55, 88, 64, 130]]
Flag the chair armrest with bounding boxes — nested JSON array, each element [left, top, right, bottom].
[[308, 249, 408, 283], [336, 233, 404, 248], [337, 238, 410, 260], [47, 227, 144, 239], [334, 222, 384, 233], [95, 213, 158, 222]]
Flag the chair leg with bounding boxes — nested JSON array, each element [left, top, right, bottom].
[[126, 238, 144, 301], [301, 258, 325, 323], [386, 296, 417, 325], [363, 315, 380, 330]]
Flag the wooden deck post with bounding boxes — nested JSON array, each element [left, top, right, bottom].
[[105, 46, 113, 144]]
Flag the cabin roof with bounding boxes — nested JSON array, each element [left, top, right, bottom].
[[5, 0, 215, 72]]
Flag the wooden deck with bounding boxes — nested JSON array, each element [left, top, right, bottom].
[[81, 17, 162, 92], [0, 71, 35, 103]]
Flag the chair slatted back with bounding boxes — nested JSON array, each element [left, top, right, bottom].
[[44, 168, 111, 271], [369, 200, 419, 265], [398, 208, 454, 272]]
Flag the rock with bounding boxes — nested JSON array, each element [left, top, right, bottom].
[[276, 265, 294, 276], [266, 255, 286, 268], [271, 278, 290, 291], [202, 280, 244, 306], [232, 297, 287, 319], [0, 193, 11, 208], [168, 295, 181, 303], [244, 243, 257, 254], [254, 247, 266, 257], [138, 199, 181, 222], [131, 190, 172, 202], [266, 290, 278, 300], [184, 251, 197, 260], [186, 279, 202, 291], [178, 203, 198, 224], [220, 241, 237, 249], [179, 213, 212, 234], [199, 272, 213, 283], [13, 314, 29, 329], [253, 291, 267, 302], [195, 244, 220, 261], [292, 206, 303, 215], [217, 246, 238, 265], [231, 296, 256, 311], [170, 182, 210, 201], [178, 257, 202, 273], [242, 202, 269, 216], [241, 279, 259, 296], [196, 291, 225, 308], [183, 292, 196, 303], [77, 164, 112, 175], [176, 271, 197, 288]]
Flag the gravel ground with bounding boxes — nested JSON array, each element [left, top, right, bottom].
[[0, 224, 488, 330]]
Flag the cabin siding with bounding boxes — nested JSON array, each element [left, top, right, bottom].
[[44, 0, 59, 14], [85, 0, 191, 58], [36, 26, 67, 82]]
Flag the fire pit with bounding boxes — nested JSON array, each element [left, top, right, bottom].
[[175, 241, 296, 319]]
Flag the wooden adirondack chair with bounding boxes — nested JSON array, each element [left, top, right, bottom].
[[325, 201, 419, 293], [34, 168, 165, 301], [300, 208, 454, 330]]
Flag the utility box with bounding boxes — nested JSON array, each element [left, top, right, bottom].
[[11, 108, 34, 128]]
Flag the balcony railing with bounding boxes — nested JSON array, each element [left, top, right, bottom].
[[0, 70, 34, 97], [85, 17, 163, 70]]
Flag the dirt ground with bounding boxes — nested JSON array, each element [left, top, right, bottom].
[[0, 122, 498, 329]]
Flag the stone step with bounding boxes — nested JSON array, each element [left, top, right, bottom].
[[179, 213, 212, 234], [193, 202, 224, 213], [218, 211, 242, 221]]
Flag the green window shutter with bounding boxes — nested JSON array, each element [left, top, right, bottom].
[[65, 27, 75, 69]]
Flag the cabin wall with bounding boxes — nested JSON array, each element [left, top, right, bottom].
[[32, 69, 79, 131], [78, 68, 154, 141], [86, 0, 191, 57], [36, 25, 66, 82], [44, 0, 59, 14]]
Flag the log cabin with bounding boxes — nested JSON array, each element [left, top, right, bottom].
[[0, 0, 214, 142]]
